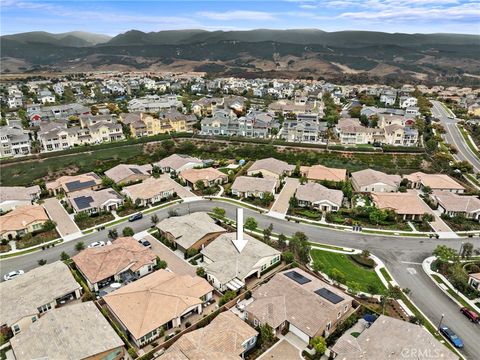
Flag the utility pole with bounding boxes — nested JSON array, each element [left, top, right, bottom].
[[438, 314, 445, 329]]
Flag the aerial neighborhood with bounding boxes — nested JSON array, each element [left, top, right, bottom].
[[1, 72, 479, 360]]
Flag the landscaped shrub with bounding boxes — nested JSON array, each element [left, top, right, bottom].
[[349, 254, 375, 268], [219, 290, 237, 306]]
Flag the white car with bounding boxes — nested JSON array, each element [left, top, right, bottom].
[[88, 241, 106, 248], [3, 270, 24, 281]]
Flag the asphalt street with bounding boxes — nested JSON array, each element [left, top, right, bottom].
[[431, 100, 480, 174], [1, 200, 479, 358]]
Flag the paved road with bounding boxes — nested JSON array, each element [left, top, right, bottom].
[[431, 100, 480, 174], [1, 200, 479, 358]]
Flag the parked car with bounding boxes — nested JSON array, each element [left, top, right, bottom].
[[439, 326, 464, 348], [3, 270, 24, 281], [88, 241, 106, 248], [138, 239, 152, 248], [460, 307, 479, 323], [128, 213, 143, 222]]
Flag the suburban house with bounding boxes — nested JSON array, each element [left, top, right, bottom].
[[231, 176, 278, 199], [103, 270, 214, 347], [0, 185, 41, 213], [179, 167, 228, 190], [104, 163, 152, 184], [155, 154, 203, 173], [10, 302, 125, 360], [0, 205, 50, 241], [0, 261, 82, 336], [119, 112, 150, 137], [46, 172, 102, 195], [468, 273, 480, 290], [247, 157, 294, 179], [160, 311, 258, 360], [331, 315, 457, 360], [121, 177, 175, 206], [431, 191, 480, 220], [370, 191, 427, 220], [295, 183, 344, 212], [246, 268, 354, 343], [301, 164, 347, 183], [156, 212, 226, 254], [281, 117, 327, 143], [202, 212, 281, 292], [404, 172, 465, 193], [72, 237, 157, 291], [351, 169, 401, 193], [0, 122, 32, 158], [67, 188, 123, 214]]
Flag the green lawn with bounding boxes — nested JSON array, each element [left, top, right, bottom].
[[310, 249, 385, 294], [458, 125, 480, 158]]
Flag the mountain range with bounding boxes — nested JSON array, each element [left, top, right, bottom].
[[1, 29, 479, 85]]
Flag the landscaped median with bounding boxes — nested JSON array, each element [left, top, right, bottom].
[[457, 124, 480, 158], [0, 238, 63, 260]]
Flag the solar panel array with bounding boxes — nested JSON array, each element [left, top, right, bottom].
[[73, 196, 94, 210], [65, 180, 97, 191], [314, 288, 344, 304], [283, 270, 312, 285], [129, 168, 143, 175]]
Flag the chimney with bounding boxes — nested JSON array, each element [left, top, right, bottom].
[[237, 208, 243, 242]]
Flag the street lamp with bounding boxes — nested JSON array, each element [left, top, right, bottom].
[[438, 314, 445, 329], [459, 241, 465, 259]]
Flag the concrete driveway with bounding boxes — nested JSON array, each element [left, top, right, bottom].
[[269, 178, 299, 216], [42, 198, 80, 239]]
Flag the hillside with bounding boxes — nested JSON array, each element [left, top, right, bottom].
[[1, 29, 479, 85]]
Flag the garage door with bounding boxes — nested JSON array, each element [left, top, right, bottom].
[[289, 323, 310, 344]]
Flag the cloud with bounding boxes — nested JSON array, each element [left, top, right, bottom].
[[197, 10, 277, 21]]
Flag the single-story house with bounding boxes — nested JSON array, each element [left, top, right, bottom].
[[156, 212, 226, 254], [155, 154, 203, 173], [404, 172, 465, 193], [351, 169, 401, 193], [160, 311, 258, 360], [468, 273, 480, 291], [0, 185, 41, 213], [231, 176, 278, 199], [104, 163, 152, 184], [370, 191, 427, 220], [121, 177, 175, 206], [301, 164, 347, 183], [430, 191, 480, 220], [0, 205, 50, 241], [10, 302, 125, 360], [72, 237, 157, 291], [104, 270, 214, 347], [331, 315, 457, 360], [46, 172, 102, 195], [246, 268, 354, 343], [295, 182, 344, 212], [0, 261, 82, 336], [67, 188, 124, 214], [202, 232, 281, 292], [247, 157, 294, 179], [179, 167, 228, 190]]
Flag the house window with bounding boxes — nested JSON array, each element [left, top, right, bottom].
[[254, 319, 259, 327], [38, 303, 52, 314], [13, 324, 20, 333], [261, 264, 267, 271], [337, 311, 341, 319], [249, 337, 256, 345], [326, 321, 331, 331], [31, 316, 37, 323], [344, 305, 349, 313]]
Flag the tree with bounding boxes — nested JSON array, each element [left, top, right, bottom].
[[433, 245, 457, 262], [196, 267, 205, 277], [421, 213, 434, 223], [60, 251, 70, 261], [310, 336, 327, 355], [212, 207, 226, 217], [277, 233, 287, 250], [108, 228, 118, 240], [194, 180, 205, 191], [75, 242, 85, 252], [369, 208, 388, 225], [348, 106, 362, 119], [101, 176, 115, 188], [151, 214, 159, 226], [259, 323, 275, 344], [38, 259, 47, 266], [41, 219, 57, 232], [422, 186, 432, 195], [244, 217, 258, 231], [289, 196, 298, 209], [155, 256, 168, 270], [312, 259, 324, 273], [361, 249, 371, 258], [283, 251, 295, 264], [122, 227, 134, 237], [347, 281, 361, 295], [381, 286, 402, 314], [263, 223, 273, 244], [461, 242, 474, 259]]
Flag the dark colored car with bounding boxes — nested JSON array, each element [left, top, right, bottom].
[[460, 307, 479, 323], [128, 213, 143, 222], [138, 239, 152, 248], [439, 326, 464, 348]]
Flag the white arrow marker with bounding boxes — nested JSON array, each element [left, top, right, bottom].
[[232, 207, 248, 253]]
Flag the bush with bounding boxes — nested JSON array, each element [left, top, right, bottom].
[[283, 251, 295, 264], [185, 248, 199, 259], [349, 254, 375, 268], [219, 290, 237, 306], [128, 347, 138, 359], [122, 227, 134, 237]]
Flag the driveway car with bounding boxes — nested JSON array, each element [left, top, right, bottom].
[[128, 213, 143, 222], [138, 238, 152, 248], [460, 307, 479, 323], [3, 270, 24, 281], [88, 241, 106, 248], [440, 326, 464, 348]]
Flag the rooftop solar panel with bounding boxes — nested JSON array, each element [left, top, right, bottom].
[[314, 288, 344, 304], [65, 179, 96, 191], [129, 168, 143, 175], [73, 196, 94, 210], [283, 270, 311, 285]]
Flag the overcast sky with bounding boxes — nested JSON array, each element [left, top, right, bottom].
[[1, 0, 479, 36]]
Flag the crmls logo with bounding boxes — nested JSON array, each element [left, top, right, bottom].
[[401, 348, 443, 359]]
